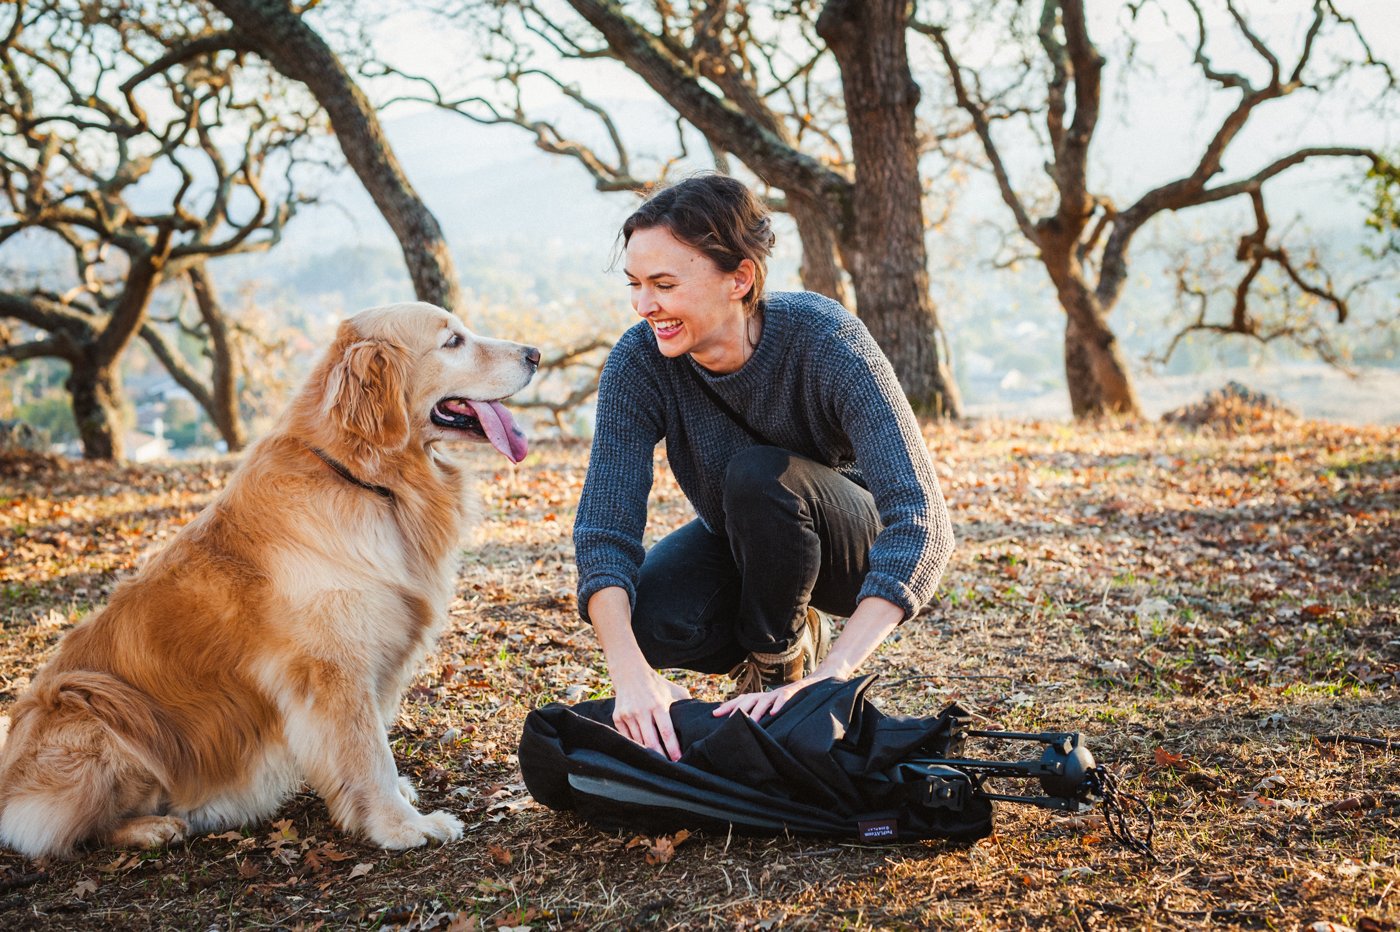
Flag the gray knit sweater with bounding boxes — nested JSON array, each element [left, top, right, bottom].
[[573, 290, 954, 622]]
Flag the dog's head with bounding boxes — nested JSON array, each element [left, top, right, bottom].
[[316, 302, 539, 463]]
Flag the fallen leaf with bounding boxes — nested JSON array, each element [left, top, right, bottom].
[[1323, 796, 1379, 814], [487, 843, 512, 866], [348, 862, 374, 880], [1059, 814, 1107, 831], [1356, 918, 1395, 932], [1153, 747, 1190, 770], [71, 878, 99, 899], [645, 835, 677, 865], [312, 842, 354, 862]]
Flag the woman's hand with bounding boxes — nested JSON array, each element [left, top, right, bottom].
[[587, 586, 690, 760], [712, 674, 824, 721], [611, 666, 691, 761], [710, 596, 905, 722]]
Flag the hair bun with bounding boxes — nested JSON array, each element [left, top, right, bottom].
[[754, 216, 775, 253]]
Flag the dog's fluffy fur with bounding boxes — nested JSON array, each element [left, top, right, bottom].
[[0, 302, 537, 858]]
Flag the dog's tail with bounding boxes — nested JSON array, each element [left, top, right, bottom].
[[0, 672, 175, 858]]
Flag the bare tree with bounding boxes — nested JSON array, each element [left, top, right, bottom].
[[140, 264, 251, 451], [920, 0, 1394, 417], [387, 0, 854, 307], [401, 0, 962, 416], [0, 0, 314, 459], [1156, 187, 1376, 369], [206, 0, 464, 312]]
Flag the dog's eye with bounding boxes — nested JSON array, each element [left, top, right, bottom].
[[444, 333, 464, 349]]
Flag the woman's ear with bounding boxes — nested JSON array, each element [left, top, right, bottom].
[[323, 337, 411, 451], [730, 258, 756, 301]]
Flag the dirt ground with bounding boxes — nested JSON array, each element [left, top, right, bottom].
[[1, 416, 1396, 930]]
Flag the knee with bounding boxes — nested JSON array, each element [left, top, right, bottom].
[[723, 445, 793, 512]]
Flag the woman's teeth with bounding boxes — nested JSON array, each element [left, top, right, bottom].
[[653, 319, 682, 335]]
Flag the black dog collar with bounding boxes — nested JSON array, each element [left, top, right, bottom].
[[307, 446, 396, 503]]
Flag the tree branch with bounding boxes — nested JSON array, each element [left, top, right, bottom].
[[919, 21, 1039, 244], [562, 0, 849, 208]]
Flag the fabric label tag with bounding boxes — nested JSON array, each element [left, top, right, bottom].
[[858, 818, 897, 842]]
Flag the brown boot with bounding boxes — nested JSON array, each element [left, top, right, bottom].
[[727, 607, 834, 697]]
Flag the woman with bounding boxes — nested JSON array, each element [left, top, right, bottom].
[[573, 174, 954, 761]]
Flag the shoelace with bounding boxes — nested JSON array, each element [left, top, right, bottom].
[[727, 657, 768, 696]]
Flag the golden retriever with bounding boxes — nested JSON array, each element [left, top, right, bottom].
[[0, 302, 538, 858]]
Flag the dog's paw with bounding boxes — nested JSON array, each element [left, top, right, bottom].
[[369, 810, 464, 849], [417, 810, 463, 843], [395, 775, 419, 806], [108, 815, 190, 850]]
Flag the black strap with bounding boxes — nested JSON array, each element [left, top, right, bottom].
[[308, 446, 396, 503], [682, 360, 775, 447]]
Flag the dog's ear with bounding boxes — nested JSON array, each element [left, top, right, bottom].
[[324, 337, 411, 450]]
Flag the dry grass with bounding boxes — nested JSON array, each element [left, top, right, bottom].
[[1, 418, 1396, 930]]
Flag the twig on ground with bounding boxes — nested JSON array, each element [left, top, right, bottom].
[[0, 872, 47, 894], [1314, 734, 1398, 750]]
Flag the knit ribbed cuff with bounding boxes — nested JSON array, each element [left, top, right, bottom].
[[576, 572, 636, 624], [856, 572, 921, 622]]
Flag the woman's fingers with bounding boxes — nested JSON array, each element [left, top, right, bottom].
[[713, 682, 807, 719], [613, 713, 637, 745], [747, 692, 781, 720], [654, 710, 682, 761], [712, 694, 754, 717], [614, 707, 681, 760]]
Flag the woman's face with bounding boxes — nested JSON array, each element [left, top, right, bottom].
[[624, 226, 755, 374]]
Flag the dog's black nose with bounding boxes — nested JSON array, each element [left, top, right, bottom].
[[524, 346, 541, 369]]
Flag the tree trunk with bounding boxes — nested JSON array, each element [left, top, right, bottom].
[[1067, 324, 1138, 417], [818, 0, 961, 417], [1062, 316, 1104, 418], [1043, 246, 1141, 417], [210, 0, 462, 313], [788, 193, 848, 307], [188, 265, 247, 451], [68, 359, 127, 461]]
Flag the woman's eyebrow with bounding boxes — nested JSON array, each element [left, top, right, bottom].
[[624, 268, 679, 280]]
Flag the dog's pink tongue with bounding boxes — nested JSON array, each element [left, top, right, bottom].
[[467, 400, 528, 463]]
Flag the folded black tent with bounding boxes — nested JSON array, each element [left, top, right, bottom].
[[519, 676, 1126, 845]]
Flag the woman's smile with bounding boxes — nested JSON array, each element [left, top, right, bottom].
[[650, 317, 684, 339]]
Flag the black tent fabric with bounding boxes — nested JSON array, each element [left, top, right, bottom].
[[518, 675, 994, 843]]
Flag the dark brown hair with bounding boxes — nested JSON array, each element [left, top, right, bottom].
[[621, 174, 775, 314]]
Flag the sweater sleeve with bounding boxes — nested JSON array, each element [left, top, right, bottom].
[[572, 331, 665, 622], [826, 327, 954, 619]]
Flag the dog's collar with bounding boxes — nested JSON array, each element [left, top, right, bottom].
[[307, 446, 396, 503]]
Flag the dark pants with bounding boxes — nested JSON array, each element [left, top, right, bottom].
[[632, 446, 882, 674]]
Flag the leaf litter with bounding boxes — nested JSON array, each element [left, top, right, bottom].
[[0, 418, 1396, 929]]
